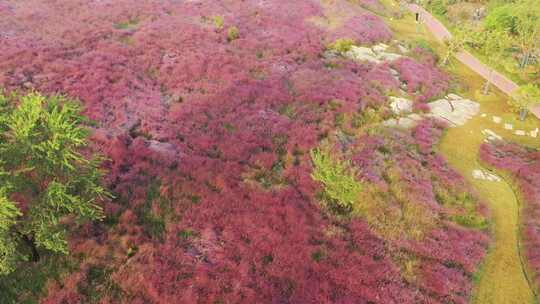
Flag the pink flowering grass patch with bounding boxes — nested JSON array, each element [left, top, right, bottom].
[[330, 13, 393, 45], [0, 0, 489, 303], [347, 120, 488, 302], [392, 57, 449, 102]]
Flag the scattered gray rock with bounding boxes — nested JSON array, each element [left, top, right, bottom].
[[345, 46, 380, 63], [396, 117, 417, 128], [389, 96, 413, 115], [408, 113, 423, 121], [397, 44, 409, 54], [372, 43, 389, 53], [378, 52, 402, 61], [382, 116, 417, 129], [345, 45, 402, 64]]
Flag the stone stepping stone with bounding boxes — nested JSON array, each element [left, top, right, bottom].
[[482, 129, 502, 141], [515, 130, 526, 136], [504, 123, 513, 130], [472, 169, 501, 182], [492, 116, 502, 123], [372, 43, 389, 53]]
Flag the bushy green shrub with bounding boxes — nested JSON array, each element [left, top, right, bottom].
[[310, 147, 362, 212], [484, 5, 517, 33], [212, 15, 224, 31], [227, 26, 239, 42]]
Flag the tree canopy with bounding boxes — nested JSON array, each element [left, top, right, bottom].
[[510, 84, 540, 110], [0, 91, 108, 275]]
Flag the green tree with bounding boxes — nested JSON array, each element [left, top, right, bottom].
[[513, 0, 540, 69], [481, 30, 507, 95], [0, 91, 109, 275], [441, 29, 466, 66], [510, 84, 540, 120]]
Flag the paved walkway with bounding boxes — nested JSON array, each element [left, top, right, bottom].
[[407, 4, 540, 119]]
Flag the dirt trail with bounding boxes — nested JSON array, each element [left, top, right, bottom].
[[439, 119, 535, 304]]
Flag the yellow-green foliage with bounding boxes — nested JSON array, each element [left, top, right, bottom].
[[327, 38, 355, 53], [358, 169, 437, 240], [227, 26, 239, 42], [510, 84, 540, 111], [0, 91, 109, 275], [113, 18, 139, 30], [310, 147, 362, 211], [211, 15, 224, 31]]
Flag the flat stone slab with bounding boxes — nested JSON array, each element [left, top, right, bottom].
[[492, 116, 502, 123], [345, 46, 380, 63], [428, 98, 480, 126], [504, 123, 513, 130], [383, 95, 481, 129], [515, 130, 526, 136], [345, 45, 402, 64]]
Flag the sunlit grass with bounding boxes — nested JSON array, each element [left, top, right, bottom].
[[381, 2, 539, 302]]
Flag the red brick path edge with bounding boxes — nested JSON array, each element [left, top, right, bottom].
[[407, 4, 540, 119]]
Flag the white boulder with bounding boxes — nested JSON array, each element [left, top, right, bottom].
[[389, 97, 413, 115]]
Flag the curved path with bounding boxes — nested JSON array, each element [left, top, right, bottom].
[[403, 4, 537, 302], [440, 122, 535, 303], [407, 4, 540, 119]]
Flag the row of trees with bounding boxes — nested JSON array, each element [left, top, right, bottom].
[[0, 91, 107, 275], [439, 0, 539, 119]]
